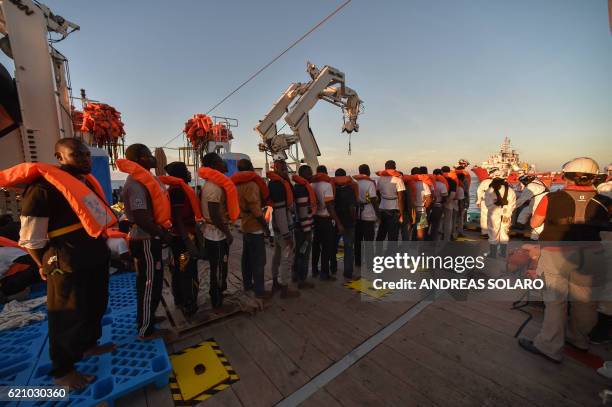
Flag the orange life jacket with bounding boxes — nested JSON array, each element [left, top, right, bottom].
[[376, 169, 402, 178], [231, 171, 270, 202], [401, 175, 418, 203], [116, 159, 172, 229], [445, 171, 459, 183], [455, 169, 472, 189], [291, 175, 317, 214], [0, 236, 20, 248], [434, 175, 449, 190], [471, 167, 490, 182], [0, 163, 117, 238], [416, 174, 435, 190], [264, 206, 273, 223], [352, 174, 376, 188], [158, 175, 204, 221], [333, 176, 359, 200], [266, 172, 294, 207], [198, 167, 240, 222]]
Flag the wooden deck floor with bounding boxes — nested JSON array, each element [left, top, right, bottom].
[[115, 232, 612, 407]]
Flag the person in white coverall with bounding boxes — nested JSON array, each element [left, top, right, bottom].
[[476, 177, 493, 238], [515, 175, 548, 240], [484, 177, 516, 257]]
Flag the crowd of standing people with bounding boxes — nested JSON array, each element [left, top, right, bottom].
[[1, 135, 610, 389]]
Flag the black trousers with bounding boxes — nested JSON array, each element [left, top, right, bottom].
[[429, 206, 444, 241], [205, 239, 229, 308], [376, 209, 401, 254], [170, 236, 199, 312], [312, 217, 335, 279], [293, 228, 312, 282], [355, 220, 375, 266], [131, 239, 163, 337], [242, 233, 266, 295], [45, 238, 110, 378]]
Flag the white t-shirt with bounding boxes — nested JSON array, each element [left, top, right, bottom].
[[414, 181, 432, 212], [377, 176, 405, 210], [357, 179, 377, 221], [434, 181, 448, 205], [312, 181, 334, 216]]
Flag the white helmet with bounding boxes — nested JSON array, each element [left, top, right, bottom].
[[561, 157, 599, 174]]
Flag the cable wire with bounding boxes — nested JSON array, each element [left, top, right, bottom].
[[159, 0, 352, 148]]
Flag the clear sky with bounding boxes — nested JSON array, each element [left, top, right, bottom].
[[3, 0, 611, 173]]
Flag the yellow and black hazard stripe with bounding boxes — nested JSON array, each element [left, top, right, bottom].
[[170, 338, 240, 406], [343, 278, 391, 299]]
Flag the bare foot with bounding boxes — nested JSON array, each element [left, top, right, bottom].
[[83, 342, 116, 358], [54, 370, 96, 390], [138, 329, 176, 342]]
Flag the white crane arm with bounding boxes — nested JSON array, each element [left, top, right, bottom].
[[254, 62, 362, 169]]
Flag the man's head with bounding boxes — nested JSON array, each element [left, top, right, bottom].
[[385, 160, 396, 170], [358, 164, 370, 176], [125, 143, 156, 170], [433, 168, 442, 175], [298, 165, 313, 181], [165, 161, 191, 183], [237, 159, 254, 172], [202, 152, 225, 172], [273, 159, 289, 179], [410, 167, 419, 175], [419, 166, 428, 175], [316, 165, 328, 174], [55, 138, 92, 175], [441, 166, 451, 174], [335, 168, 346, 177], [562, 157, 599, 186]]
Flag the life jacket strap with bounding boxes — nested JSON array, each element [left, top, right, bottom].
[[48, 222, 84, 238]]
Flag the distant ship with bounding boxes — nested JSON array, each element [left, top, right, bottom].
[[480, 137, 532, 177], [477, 137, 564, 187]]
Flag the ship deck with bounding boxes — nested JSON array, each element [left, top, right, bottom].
[[115, 230, 612, 407]]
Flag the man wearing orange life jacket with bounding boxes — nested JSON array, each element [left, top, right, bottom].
[[120, 144, 173, 341], [354, 164, 379, 267], [376, 160, 405, 253], [441, 166, 458, 241], [16, 138, 115, 390], [430, 169, 449, 241], [199, 152, 238, 307], [311, 165, 344, 281], [233, 159, 272, 299], [268, 159, 300, 297], [412, 167, 433, 241], [455, 171, 467, 238], [162, 162, 201, 316], [333, 168, 358, 279], [292, 165, 316, 289]]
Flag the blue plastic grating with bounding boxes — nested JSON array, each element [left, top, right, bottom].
[[0, 320, 48, 390], [107, 290, 137, 314], [108, 272, 136, 294], [27, 327, 170, 407]]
